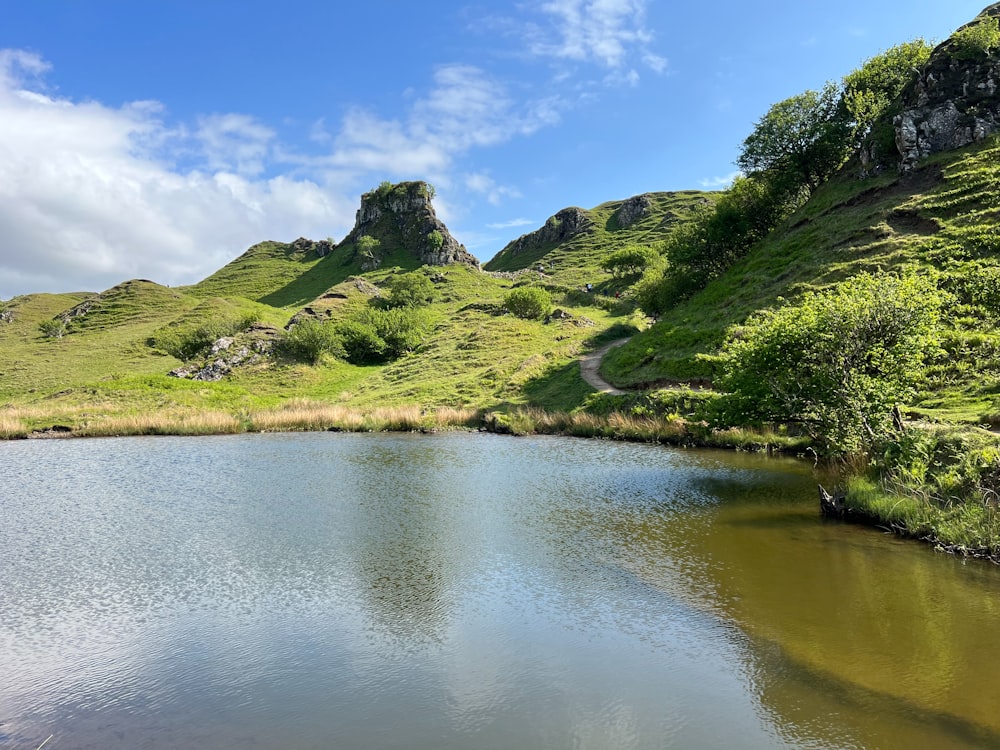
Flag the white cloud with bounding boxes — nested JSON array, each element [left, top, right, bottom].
[[0, 52, 356, 298], [492, 0, 665, 75], [699, 171, 741, 189], [0, 52, 565, 299], [465, 172, 522, 206], [486, 218, 535, 230]]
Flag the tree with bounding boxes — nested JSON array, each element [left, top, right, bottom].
[[387, 272, 436, 308], [737, 83, 852, 196], [276, 319, 343, 364], [602, 245, 661, 277], [714, 273, 942, 454], [38, 319, 67, 339], [843, 40, 933, 159], [504, 287, 552, 320]]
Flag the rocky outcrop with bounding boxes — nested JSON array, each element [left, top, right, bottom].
[[497, 207, 595, 261], [168, 324, 278, 382], [894, 4, 1000, 171], [341, 181, 478, 269], [615, 194, 653, 228], [290, 237, 336, 257]]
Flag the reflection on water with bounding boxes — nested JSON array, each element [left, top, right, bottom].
[[2, 433, 1000, 748]]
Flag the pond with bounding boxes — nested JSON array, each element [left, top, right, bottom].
[[2, 432, 999, 748]]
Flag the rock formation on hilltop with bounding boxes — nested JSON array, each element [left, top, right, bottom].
[[894, 3, 1000, 171], [340, 181, 478, 270], [495, 206, 595, 263]]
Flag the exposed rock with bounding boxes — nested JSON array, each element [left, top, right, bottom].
[[0, 309, 14, 324], [894, 4, 1000, 171], [290, 237, 336, 257], [341, 181, 478, 269], [168, 325, 278, 380], [57, 297, 97, 324], [210, 336, 235, 354], [616, 194, 653, 228], [497, 207, 595, 261]]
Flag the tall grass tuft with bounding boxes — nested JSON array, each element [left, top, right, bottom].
[[74, 410, 242, 437]]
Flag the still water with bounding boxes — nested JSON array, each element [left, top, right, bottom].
[[2, 432, 999, 749]]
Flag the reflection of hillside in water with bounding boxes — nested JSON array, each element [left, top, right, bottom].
[[340, 439, 466, 644], [552, 456, 1000, 749]]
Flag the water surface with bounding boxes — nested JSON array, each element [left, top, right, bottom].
[[2, 432, 999, 748]]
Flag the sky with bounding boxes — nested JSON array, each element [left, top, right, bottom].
[[0, 0, 988, 299]]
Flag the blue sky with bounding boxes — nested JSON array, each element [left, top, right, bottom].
[[0, 0, 987, 298]]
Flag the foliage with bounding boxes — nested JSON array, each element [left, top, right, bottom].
[[601, 245, 661, 277], [386, 271, 437, 308], [950, 16, 1000, 61], [150, 312, 260, 361], [635, 175, 799, 314], [504, 286, 552, 320], [334, 307, 430, 364], [427, 230, 444, 252], [277, 319, 344, 364], [38, 319, 67, 338], [843, 40, 933, 156], [737, 82, 853, 196], [715, 273, 943, 454]]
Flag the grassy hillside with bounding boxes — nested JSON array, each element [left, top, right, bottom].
[[484, 191, 714, 282], [603, 136, 1000, 425], [0, 185, 714, 432]]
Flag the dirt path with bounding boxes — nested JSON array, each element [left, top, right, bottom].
[[580, 339, 630, 395]]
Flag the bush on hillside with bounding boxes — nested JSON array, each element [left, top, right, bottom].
[[504, 287, 552, 320], [334, 307, 429, 364], [601, 245, 661, 277], [951, 16, 1000, 61], [276, 319, 344, 364], [386, 271, 436, 308], [151, 313, 260, 361], [714, 273, 943, 455]]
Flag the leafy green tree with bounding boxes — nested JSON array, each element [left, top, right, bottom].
[[635, 175, 799, 315], [333, 307, 429, 364], [843, 40, 933, 158], [602, 245, 661, 277], [277, 319, 343, 364], [387, 271, 436, 308], [737, 82, 852, 196], [715, 273, 942, 454], [504, 286, 552, 320], [356, 235, 382, 268]]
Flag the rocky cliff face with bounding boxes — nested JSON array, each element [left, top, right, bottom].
[[615, 194, 653, 228], [497, 207, 594, 262], [341, 181, 478, 270], [894, 3, 1000, 171]]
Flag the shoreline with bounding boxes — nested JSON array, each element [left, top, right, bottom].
[[5, 401, 999, 565]]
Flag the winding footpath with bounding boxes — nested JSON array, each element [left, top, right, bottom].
[[580, 339, 630, 395]]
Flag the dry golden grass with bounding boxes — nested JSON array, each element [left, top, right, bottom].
[[249, 401, 481, 433], [0, 412, 27, 438], [74, 410, 242, 437]]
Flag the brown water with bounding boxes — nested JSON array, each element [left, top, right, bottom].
[[1, 432, 999, 748]]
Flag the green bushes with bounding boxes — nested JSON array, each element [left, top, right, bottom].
[[504, 286, 552, 319], [276, 319, 344, 364], [951, 16, 1000, 60], [38, 319, 67, 339], [386, 271, 436, 308], [278, 307, 430, 365], [150, 313, 260, 361], [601, 245, 661, 277], [714, 273, 943, 454]]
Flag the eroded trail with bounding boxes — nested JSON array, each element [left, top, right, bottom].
[[580, 339, 629, 395]]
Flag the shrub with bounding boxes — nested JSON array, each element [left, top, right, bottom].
[[38, 319, 67, 338], [386, 271, 436, 308], [277, 319, 343, 364], [602, 245, 661, 277], [714, 273, 943, 455], [151, 313, 260, 361], [951, 16, 1000, 61], [504, 287, 552, 320], [333, 307, 429, 364]]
